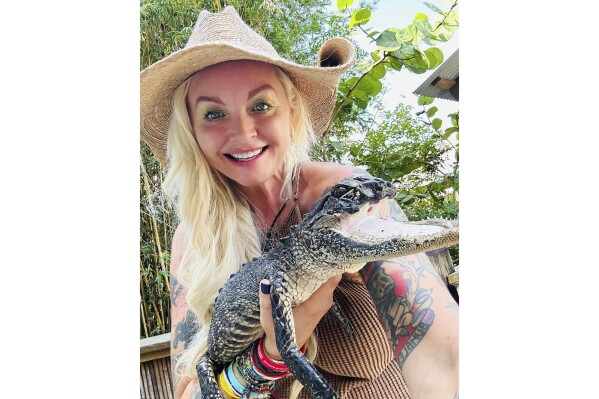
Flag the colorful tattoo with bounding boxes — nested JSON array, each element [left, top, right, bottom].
[[360, 255, 440, 368]]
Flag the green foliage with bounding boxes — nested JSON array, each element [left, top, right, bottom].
[[325, 0, 459, 140], [318, 99, 458, 225]]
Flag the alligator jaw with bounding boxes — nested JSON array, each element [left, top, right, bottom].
[[307, 200, 458, 270], [340, 201, 446, 238]]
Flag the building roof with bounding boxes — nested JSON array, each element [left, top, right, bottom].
[[413, 49, 459, 101]]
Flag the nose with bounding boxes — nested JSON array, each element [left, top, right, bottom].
[[228, 111, 257, 142]]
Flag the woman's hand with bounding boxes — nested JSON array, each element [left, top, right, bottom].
[[258, 275, 342, 360]]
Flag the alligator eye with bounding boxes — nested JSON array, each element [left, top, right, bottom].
[[332, 185, 349, 197]]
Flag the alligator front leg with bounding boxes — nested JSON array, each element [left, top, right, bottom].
[[270, 274, 340, 399], [197, 356, 224, 399]]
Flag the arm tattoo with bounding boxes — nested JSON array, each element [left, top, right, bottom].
[[173, 310, 198, 350], [360, 255, 438, 369], [171, 274, 185, 305], [170, 275, 198, 351]]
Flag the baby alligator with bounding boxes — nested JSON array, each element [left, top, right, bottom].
[[197, 176, 459, 398]]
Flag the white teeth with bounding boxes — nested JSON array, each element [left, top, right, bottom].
[[229, 148, 263, 161]]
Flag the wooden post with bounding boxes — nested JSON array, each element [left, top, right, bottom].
[[141, 333, 173, 399]]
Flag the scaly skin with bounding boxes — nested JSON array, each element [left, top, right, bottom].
[[197, 176, 459, 399]]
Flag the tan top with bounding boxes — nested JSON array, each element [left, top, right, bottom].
[[274, 274, 411, 398], [263, 170, 412, 398]]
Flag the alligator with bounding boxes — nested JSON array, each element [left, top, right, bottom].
[[196, 175, 459, 399]]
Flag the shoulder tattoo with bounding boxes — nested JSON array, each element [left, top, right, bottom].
[[360, 257, 435, 369]]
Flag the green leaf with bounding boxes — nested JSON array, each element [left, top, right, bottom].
[[401, 194, 414, 203], [357, 75, 383, 97], [413, 49, 430, 69], [408, 64, 428, 74], [330, 141, 345, 152], [367, 30, 380, 39], [422, 37, 435, 46], [371, 50, 381, 62], [349, 8, 371, 28], [426, 106, 438, 117], [388, 54, 403, 71], [355, 96, 369, 109], [424, 47, 444, 69], [418, 96, 434, 106], [353, 89, 366, 99], [442, 127, 458, 139], [450, 113, 459, 127], [413, 12, 429, 21], [339, 76, 358, 94], [432, 118, 442, 130], [376, 29, 402, 51], [397, 45, 415, 55], [414, 19, 433, 35], [424, 2, 444, 14], [436, 31, 453, 42], [371, 64, 386, 79], [396, 25, 418, 44], [337, 0, 354, 10]]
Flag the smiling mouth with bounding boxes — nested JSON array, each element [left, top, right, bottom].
[[225, 146, 267, 162]]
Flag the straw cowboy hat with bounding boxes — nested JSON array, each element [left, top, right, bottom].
[[140, 6, 355, 166]]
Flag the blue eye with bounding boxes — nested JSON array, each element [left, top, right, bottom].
[[204, 110, 225, 121], [252, 101, 271, 112]]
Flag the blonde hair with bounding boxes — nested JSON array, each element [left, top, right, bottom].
[[164, 62, 317, 397]]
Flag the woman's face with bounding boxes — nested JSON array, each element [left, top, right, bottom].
[[186, 61, 293, 188]]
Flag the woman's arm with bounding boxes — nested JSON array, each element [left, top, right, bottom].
[[359, 200, 459, 399], [169, 225, 201, 399]]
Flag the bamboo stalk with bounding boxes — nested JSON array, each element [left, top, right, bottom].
[[151, 297, 164, 332], [140, 271, 150, 338], [141, 158, 171, 293]]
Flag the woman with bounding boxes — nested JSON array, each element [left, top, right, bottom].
[[140, 6, 458, 399]]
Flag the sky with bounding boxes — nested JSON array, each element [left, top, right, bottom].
[[330, 0, 459, 124]]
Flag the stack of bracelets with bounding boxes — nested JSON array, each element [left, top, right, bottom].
[[217, 336, 306, 399]]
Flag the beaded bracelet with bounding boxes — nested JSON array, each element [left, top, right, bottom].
[[237, 341, 278, 383]]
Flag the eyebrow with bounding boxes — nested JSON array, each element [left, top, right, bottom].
[[195, 96, 225, 106], [247, 84, 275, 100]]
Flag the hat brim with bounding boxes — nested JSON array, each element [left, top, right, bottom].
[[140, 38, 354, 166]]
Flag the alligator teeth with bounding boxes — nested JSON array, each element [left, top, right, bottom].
[[229, 148, 264, 161]]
